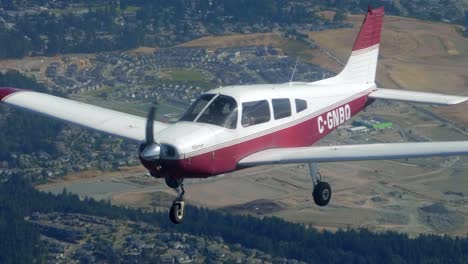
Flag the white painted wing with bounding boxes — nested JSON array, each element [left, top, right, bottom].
[[238, 142, 468, 166], [0, 88, 168, 142], [368, 88, 468, 105]]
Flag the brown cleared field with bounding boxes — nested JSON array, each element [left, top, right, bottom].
[[180, 32, 321, 63], [180, 32, 286, 49], [126, 46, 158, 56], [0, 54, 94, 85], [308, 14, 468, 124], [36, 166, 147, 191]]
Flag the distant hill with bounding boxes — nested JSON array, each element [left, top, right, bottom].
[[0, 0, 466, 59]]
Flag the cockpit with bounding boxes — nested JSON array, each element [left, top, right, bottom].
[[179, 93, 309, 129], [179, 94, 238, 129]]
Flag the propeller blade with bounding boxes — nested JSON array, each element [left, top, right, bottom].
[[141, 102, 162, 161], [146, 103, 157, 144]]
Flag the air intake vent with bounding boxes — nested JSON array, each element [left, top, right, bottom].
[[165, 145, 176, 157]]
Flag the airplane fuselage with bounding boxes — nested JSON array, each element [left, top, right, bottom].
[[141, 82, 376, 179]]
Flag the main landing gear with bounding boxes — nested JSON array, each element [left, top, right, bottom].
[[166, 177, 186, 224], [164, 163, 331, 224], [309, 163, 331, 206]]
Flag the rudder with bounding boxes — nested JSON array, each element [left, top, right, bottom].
[[334, 6, 384, 84]]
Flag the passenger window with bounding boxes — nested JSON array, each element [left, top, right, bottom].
[[295, 99, 307, 113], [241, 100, 271, 127], [272, 99, 291, 120]]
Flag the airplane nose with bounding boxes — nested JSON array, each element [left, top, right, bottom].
[[140, 143, 162, 161]]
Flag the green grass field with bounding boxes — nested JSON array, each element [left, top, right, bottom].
[[50, 7, 88, 15], [50, 5, 140, 15], [122, 6, 140, 13]]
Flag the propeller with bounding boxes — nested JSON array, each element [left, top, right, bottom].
[[139, 102, 162, 161]]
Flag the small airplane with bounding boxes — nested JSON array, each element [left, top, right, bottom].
[[2, 6, 468, 224]]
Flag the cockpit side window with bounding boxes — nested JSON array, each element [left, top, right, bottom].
[[272, 98, 291, 120], [295, 99, 307, 113], [179, 94, 215, 122], [179, 94, 238, 129], [223, 109, 238, 129], [241, 100, 271, 127], [197, 95, 238, 129]]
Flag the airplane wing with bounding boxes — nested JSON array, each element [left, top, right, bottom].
[[0, 87, 169, 142], [238, 141, 468, 166], [368, 88, 468, 105]]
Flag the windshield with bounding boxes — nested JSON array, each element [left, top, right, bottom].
[[179, 94, 238, 129]]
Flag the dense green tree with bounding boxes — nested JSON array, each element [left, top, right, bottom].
[[0, 29, 30, 58], [464, 11, 468, 37], [0, 0, 327, 58], [0, 71, 64, 160], [334, 9, 346, 23]]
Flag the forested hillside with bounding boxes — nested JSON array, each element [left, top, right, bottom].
[[0, 71, 64, 161], [1, 176, 467, 263], [0, 0, 334, 58], [1, 0, 466, 59]]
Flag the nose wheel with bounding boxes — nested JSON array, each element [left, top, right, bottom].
[[169, 179, 186, 224], [170, 200, 185, 224]]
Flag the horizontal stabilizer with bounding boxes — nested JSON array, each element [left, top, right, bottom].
[[368, 88, 468, 105], [238, 141, 468, 166]]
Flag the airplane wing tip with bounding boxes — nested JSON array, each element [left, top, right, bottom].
[[370, 88, 468, 106], [452, 97, 468, 105], [0, 87, 25, 101]]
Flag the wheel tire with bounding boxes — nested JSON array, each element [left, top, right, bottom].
[[165, 177, 180, 189], [169, 203, 184, 224], [313, 181, 332, 207]]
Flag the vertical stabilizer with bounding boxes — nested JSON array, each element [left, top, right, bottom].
[[334, 6, 384, 84]]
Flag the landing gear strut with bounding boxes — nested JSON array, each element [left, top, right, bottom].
[[309, 163, 331, 207], [169, 179, 185, 224]]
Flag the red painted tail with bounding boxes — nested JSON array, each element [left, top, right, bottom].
[[334, 6, 385, 84], [352, 6, 385, 51]]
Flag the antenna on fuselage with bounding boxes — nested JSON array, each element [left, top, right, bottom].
[[289, 57, 299, 86]]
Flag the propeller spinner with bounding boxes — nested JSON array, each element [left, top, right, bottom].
[[139, 103, 162, 161]]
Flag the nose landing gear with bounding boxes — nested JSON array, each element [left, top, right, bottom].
[[169, 179, 185, 224]]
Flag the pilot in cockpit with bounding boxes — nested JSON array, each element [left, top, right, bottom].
[[209, 98, 237, 129], [179, 94, 238, 129]]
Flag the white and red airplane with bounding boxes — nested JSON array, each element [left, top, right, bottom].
[[2, 7, 468, 224]]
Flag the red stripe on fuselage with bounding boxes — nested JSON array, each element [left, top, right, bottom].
[[0, 87, 24, 101], [144, 93, 370, 179]]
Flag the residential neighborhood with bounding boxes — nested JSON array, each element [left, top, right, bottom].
[[30, 212, 307, 264]]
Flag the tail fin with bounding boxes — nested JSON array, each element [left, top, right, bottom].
[[335, 6, 384, 84]]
